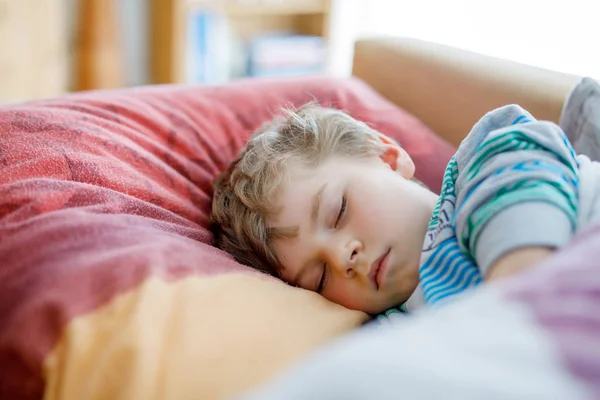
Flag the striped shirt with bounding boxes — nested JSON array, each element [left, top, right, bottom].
[[377, 104, 600, 322]]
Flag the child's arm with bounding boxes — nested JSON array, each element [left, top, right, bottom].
[[486, 246, 554, 281], [453, 105, 580, 280]]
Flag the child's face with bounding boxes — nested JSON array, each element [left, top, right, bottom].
[[269, 140, 437, 314]]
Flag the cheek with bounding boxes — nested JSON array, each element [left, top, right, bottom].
[[273, 239, 308, 283], [326, 282, 369, 310], [351, 189, 399, 230]]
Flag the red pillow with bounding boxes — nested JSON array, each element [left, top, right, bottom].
[[0, 76, 454, 399]]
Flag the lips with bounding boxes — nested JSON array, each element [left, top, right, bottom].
[[369, 248, 391, 290]]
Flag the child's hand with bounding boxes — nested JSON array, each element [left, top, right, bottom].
[[486, 247, 554, 282]]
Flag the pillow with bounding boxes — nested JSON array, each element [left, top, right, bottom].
[[0, 76, 455, 400], [239, 220, 600, 399]]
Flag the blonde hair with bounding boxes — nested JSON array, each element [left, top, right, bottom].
[[210, 104, 387, 276]]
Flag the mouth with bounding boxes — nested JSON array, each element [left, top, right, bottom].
[[369, 248, 391, 290]]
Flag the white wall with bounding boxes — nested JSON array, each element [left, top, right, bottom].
[[357, 0, 599, 78], [327, 0, 365, 77]]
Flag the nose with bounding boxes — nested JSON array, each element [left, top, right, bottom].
[[326, 237, 363, 278]]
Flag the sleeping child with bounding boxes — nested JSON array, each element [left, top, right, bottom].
[[210, 100, 600, 320]]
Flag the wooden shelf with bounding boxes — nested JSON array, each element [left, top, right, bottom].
[[150, 0, 331, 84], [186, 1, 329, 16], [74, 0, 124, 91]]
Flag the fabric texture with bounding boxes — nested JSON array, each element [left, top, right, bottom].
[[560, 77, 600, 161], [0, 76, 454, 400]]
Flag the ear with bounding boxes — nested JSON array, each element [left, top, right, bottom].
[[378, 134, 415, 179]]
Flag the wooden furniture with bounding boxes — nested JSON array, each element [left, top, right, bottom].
[[0, 0, 69, 103], [150, 0, 331, 84], [74, 0, 124, 91], [353, 37, 580, 147]]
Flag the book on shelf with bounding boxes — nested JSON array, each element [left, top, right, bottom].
[[185, 11, 326, 84], [247, 34, 326, 77], [186, 10, 234, 84]]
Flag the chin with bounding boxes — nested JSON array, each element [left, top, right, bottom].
[[363, 298, 397, 315]]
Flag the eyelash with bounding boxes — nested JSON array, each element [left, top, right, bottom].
[[335, 196, 347, 227], [317, 196, 347, 293], [317, 265, 328, 293]]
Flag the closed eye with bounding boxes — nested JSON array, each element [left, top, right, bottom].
[[317, 263, 328, 293], [335, 196, 347, 227]]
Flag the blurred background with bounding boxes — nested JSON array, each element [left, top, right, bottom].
[[1, 0, 598, 104]]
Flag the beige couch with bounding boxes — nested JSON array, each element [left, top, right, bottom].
[[352, 37, 581, 146]]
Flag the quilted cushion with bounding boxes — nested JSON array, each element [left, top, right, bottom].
[[0, 76, 454, 400]]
